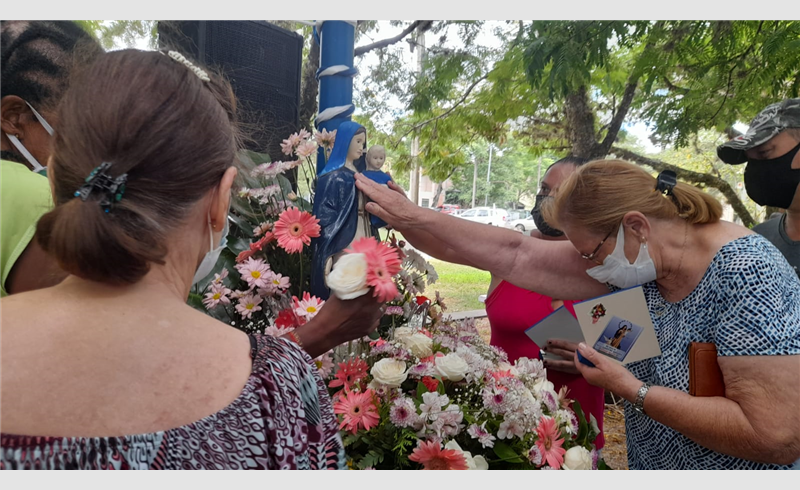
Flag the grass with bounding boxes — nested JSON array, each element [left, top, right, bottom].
[[380, 230, 490, 312], [427, 259, 491, 312]]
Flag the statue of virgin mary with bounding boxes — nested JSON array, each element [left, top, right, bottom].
[[311, 121, 379, 300]]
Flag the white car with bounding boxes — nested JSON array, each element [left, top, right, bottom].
[[506, 211, 537, 232], [458, 207, 509, 227]]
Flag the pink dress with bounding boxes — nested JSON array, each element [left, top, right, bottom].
[[484, 280, 605, 449]]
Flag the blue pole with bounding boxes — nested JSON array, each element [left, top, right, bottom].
[[314, 21, 356, 175]]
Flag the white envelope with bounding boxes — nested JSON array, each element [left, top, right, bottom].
[[525, 306, 586, 361]]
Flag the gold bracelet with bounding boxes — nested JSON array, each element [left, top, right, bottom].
[[287, 330, 305, 350]]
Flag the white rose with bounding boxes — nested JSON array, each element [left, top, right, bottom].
[[435, 353, 469, 382], [370, 358, 408, 388], [393, 327, 413, 340], [326, 253, 370, 300], [400, 333, 433, 358], [562, 446, 592, 470], [444, 441, 489, 470]]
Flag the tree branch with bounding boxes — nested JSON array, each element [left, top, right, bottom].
[[611, 146, 755, 227], [392, 73, 490, 147], [354, 21, 433, 57]]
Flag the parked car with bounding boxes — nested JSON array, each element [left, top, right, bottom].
[[506, 210, 537, 232], [435, 204, 461, 215], [458, 207, 509, 226]]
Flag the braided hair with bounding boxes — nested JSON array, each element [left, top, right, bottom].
[[1, 21, 102, 112]]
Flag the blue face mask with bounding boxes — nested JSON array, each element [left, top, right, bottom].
[[4, 101, 53, 174], [192, 213, 229, 285]]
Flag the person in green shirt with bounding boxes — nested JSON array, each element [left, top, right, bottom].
[[0, 21, 102, 295]]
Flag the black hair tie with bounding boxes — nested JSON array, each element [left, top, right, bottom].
[[655, 170, 677, 196], [73, 162, 127, 213]]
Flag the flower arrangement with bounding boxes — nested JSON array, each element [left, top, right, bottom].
[[189, 129, 328, 337], [291, 318, 601, 470], [194, 127, 604, 470]]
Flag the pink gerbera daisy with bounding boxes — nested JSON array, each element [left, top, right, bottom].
[[328, 357, 369, 390], [235, 257, 271, 289], [274, 208, 321, 254], [346, 238, 402, 302], [408, 441, 469, 470], [250, 232, 275, 253], [235, 294, 263, 320], [333, 389, 380, 434], [535, 416, 566, 469], [293, 292, 325, 319]]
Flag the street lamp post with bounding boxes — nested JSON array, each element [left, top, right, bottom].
[[484, 144, 493, 206]]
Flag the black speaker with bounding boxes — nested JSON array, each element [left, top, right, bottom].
[[158, 21, 303, 162]]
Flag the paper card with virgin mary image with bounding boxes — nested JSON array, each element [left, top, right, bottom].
[[573, 286, 662, 365]]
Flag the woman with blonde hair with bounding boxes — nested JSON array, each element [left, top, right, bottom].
[[355, 159, 800, 470]]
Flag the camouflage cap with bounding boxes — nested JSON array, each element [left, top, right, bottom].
[[717, 98, 800, 165]]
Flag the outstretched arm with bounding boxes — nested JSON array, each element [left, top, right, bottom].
[[356, 175, 607, 300]]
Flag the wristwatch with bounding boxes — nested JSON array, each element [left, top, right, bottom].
[[633, 382, 651, 415]]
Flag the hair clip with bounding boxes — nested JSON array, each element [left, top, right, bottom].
[[655, 170, 678, 196], [164, 50, 210, 82], [73, 162, 128, 213]]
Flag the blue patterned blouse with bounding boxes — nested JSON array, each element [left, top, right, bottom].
[[622, 234, 800, 470]]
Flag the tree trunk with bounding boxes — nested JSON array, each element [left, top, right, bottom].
[[432, 181, 444, 208], [564, 86, 599, 158], [611, 146, 756, 228]]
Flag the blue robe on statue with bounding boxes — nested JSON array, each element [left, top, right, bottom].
[[361, 170, 393, 229], [311, 121, 379, 300]]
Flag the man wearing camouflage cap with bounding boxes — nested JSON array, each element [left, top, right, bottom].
[[718, 98, 800, 275]]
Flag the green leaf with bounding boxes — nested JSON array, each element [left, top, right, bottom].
[[416, 381, 429, 401], [572, 401, 590, 445], [597, 458, 612, 470], [492, 441, 524, 464]]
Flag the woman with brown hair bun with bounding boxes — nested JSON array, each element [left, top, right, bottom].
[[356, 159, 800, 470], [0, 49, 381, 470]]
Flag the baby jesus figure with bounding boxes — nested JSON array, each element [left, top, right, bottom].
[[362, 145, 393, 229]]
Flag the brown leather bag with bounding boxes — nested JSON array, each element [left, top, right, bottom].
[[688, 342, 726, 397]]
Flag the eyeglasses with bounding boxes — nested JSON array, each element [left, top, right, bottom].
[[581, 227, 616, 262]]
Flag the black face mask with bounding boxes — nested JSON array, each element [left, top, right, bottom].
[[744, 142, 800, 209], [531, 194, 564, 237]]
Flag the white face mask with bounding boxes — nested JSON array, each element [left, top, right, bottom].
[[4, 101, 53, 174], [192, 213, 229, 285], [586, 225, 657, 288]]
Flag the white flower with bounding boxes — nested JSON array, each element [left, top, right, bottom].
[[435, 353, 469, 382], [326, 253, 370, 300], [496, 362, 520, 376], [497, 419, 525, 439], [402, 248, 429, 272], [419, 392, 449, 419], [444, 441, 488, 470], [562, 446, 593, 470], [399, 333, 433, 358], [393, 327, 414, 340], [532, 377, 556, 395], [370, 358, 408, 388], [425, 262, 439, 285]]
